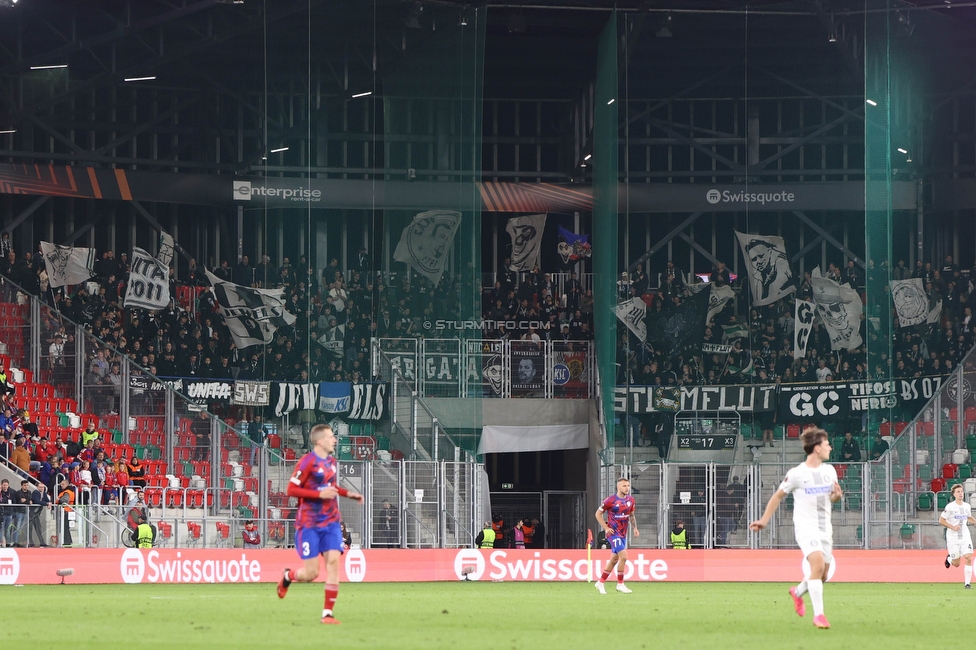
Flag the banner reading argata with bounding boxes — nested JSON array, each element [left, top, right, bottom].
[[0, 548, 962, 585]]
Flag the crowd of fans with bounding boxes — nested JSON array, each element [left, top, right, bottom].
[[616, 255, 973, 389]]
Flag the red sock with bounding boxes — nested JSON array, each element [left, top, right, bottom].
[[324, 584, 338, 612], [600, 570, 611, 582], [617, 571, 625, 584]]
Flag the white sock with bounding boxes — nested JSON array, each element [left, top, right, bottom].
[[795, 580, 808, 597], [323, 608, 333, 618], [808, 579, 824, 617], [965, 565, 972, 586]]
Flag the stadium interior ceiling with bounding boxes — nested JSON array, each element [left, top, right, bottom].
[[2, 0, 976, 270]]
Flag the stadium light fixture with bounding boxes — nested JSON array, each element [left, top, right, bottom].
[[607, 98, 615, 105], [124, 76, 156, 82], [270, 147, 289, 153], [0, 129, 15, 134], [30, 64, 68, 70], [897, 148, 908, 154], [352, 91, 372, 99], [0, 0, 18, 8], [583, 154, 592, 161], [865, 99, 877, 107]]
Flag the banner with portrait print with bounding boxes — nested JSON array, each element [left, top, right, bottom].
[[510, 342, 545, 397], [734, 231, 795, 306], [393, 210, 462, 287], [465, 340, 504, 397]]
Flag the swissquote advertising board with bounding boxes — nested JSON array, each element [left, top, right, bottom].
[[0, 548, 960, 584]]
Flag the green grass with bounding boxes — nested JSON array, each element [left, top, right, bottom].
[[2, 581, 968, 649]]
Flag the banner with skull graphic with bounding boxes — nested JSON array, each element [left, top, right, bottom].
[[810, 276, 862, 350], [506, 214, 547, 272]]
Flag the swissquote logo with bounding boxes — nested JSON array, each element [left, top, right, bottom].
[[233, 181, 252, 201], [706, 188, 796, 206], [454, 549, 486, 581], [119, 550, 262, 583], [344, 548, 366, 582], [121, 548, 146, 584], [0, 548, 20, 585]]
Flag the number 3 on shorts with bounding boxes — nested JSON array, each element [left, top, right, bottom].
[[302, 541, 310, 556]]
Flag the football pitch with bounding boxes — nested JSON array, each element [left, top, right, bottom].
[[3, 581, 967, 649]]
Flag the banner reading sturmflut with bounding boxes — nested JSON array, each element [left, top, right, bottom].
[[124, 247, 170, 310], [206, 270, 296, 349]]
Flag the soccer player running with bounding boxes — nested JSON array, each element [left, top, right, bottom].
[[277, 424, 364, 624], [594, 476, 639, 594], [940, 483, 976, 588], [750, 427, 842, 629]]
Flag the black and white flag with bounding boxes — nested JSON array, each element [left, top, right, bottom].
[[615, 297, 647, 342], [39, 242, 95, 288], [810, 276, 862, 350], [157, 231, 176, 267], [317, 323, 345, 359], [272, 382, 318, 417], [793, 299, 815, 359], [734, 231, 795, 306], [124, 247, 170, 310], [708, 284, 735, 324], [890, 279, 929, 327], [206, 270, 296, 349], [347, 383, 387, 420], [644, 288, 710, 358], [506, 214, 547, 272], [393, 210, 462, 286]]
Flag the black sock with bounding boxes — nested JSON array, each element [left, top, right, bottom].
[[283, 569, 292, 586]]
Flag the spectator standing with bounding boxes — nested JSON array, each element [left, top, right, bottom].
[[0, 479, 14, 546], [512, 520, 526, 549], [12, 479, 30, 545], [56, 477, 75, 546], [670, 520, 689, 549], [376, 498, 399, 548], [475, 521, 495, 548], [29, 482, 51, 547], [191, 410, 211, 461]]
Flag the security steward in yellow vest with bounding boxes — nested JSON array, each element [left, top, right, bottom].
[[131, 515, 156, 548], [475, 522, 496, 549], [670, 520, 689, 549]]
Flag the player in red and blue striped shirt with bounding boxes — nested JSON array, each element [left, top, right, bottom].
[[594, 476, 639, 594], [277, 424, 363, 624]]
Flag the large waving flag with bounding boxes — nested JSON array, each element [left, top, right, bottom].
[[39, 242, 96, 288], [206, 270, 295, 349], [556, 225, 592, 265]]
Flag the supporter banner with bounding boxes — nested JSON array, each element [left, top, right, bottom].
[[387, 352, 418, 382], [551, 349, 589, 393], [231, 381, 270, 407], [897, 376, 945, 412], [316, 324, 345, 359], [556, 225, 591, 267], [511, 346, 545, 395], [681, 385, 776, 412], [777, 381, 898, 422], [464, 340, 503, 396], [701, 343, 732, 354], [129, 374, 165, 391], [506, 213, 547, 272], [207, 270, 296, 349], [39, 241, 96, 287], [423, 353, 461, 386], [393, 210, 462, 286], [157, 231, 176, 268], [890, 278, 929, 327], [0, 548, 961, 584], [347, 382, 387, 420], [318, 382, 352, 413], [734, 231, 795, 306], [172, 379, 234, 404], [615, 297, 647, 342], [123, 247, 170, 311], [810, 276, 862, 350], [707, 284, 735, 324], [272, 383, 318, 417], [793, 299, 815, 360], [644, 288, 710, 358]]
